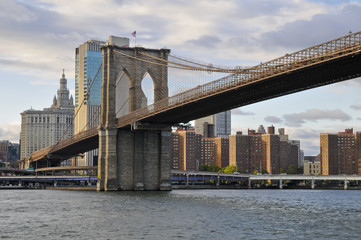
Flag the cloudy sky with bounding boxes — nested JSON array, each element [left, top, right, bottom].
[[1, 0, 361, 156]]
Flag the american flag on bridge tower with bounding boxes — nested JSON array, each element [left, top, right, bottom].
[[132, 31, 136, 37]]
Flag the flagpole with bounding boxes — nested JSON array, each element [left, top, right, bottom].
[[132, 31, 137, 47]]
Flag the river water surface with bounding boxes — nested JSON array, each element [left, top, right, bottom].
[[1, 189, 361, 239]]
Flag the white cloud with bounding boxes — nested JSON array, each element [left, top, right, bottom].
[[232, 108, 254, 116], [231, 126, 250, 135], [0, 0, 355, 80], [264, 115, 282, 124], [259, 2, 361, 52], [284, 127, 324, 155], [284, 109, 352, 127], [351, 104, 361, 110], [0, 0, 37, 23], [287, 127, 319, 139], [0, 122, 20, 143]]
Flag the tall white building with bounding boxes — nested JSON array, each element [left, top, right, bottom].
[[195, 111, 231, 137], [20, 70, 74, 160]]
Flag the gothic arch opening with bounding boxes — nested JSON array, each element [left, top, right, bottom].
[[141, 72, 155, 108], [115, 70, 131, 118]]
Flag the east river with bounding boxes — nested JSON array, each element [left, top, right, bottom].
[[1, 189, 361, 239]]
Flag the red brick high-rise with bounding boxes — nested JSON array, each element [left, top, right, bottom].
[[321, 128, 357, 175]]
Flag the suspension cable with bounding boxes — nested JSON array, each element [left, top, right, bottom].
[[116, 98, 129, 116], [169, 54, 227, 70], [139, 51, 230, 71], [113, 49, 237, 73]]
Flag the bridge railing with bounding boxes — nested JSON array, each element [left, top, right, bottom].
[[51, 127, 98, 151], [258, 31, 361, 71], [30, 145, 53, 160], [118, 31, 361, 127], [29, 127, 98, 162]]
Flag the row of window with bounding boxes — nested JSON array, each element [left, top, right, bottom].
[[28, 116, 73, 124]]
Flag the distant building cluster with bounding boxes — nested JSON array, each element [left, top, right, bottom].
[[171, 119, 303, 174], [320, 128, 361, 175], [0, 140, 19, 167]]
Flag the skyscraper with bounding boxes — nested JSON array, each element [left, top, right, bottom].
[[173, 130, 202, 171], [261, 134, 280, 174], [74, 36, 129, 166], [287, 140, 302, 167], [0, 141, 8, 162], [201, 137, 216, 166], [20, 71, 74, 162], [279, 141, 299, 172], [214, 137, 229, 168], [229, 132, 250, 173], [194, 111, 231, 137], [355, 132, 361, 175], [170, 133, 180, 170], [320, 128, 357, 175], [248, 131, 263, 173]]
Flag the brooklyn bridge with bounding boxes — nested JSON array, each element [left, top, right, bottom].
[[20, 31, 361, 191]]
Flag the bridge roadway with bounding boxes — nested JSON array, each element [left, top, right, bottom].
[[249, 174, 361, 190], [171, 171, 361, 190], [26, 31, 361, 165], [172, 170, 361, 181], [2, 170, 361, 190], [1, 167, 98, 188], [0, 175, 98, 189], [249, 174, 361, 181], [0, 168, 35, 175]]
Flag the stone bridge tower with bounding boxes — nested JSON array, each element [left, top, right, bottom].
[[97, 45, 172, 191]]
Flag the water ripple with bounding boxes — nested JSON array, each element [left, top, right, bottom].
[[1, 189, 361, 239]]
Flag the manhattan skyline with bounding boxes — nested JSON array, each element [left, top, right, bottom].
[[1, 0, 361, 156]]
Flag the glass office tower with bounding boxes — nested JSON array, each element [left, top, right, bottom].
[[74, 36, 129, 166], [195, 111, 231, 138]]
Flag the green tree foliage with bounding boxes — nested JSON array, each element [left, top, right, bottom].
[[200, 163, 208, 171], [286, 164, 298, 174], [209, 164, 221, 172], [219, 165, 238, 173], [261, 169, 269, 174], [201, 164, 220, 172]]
